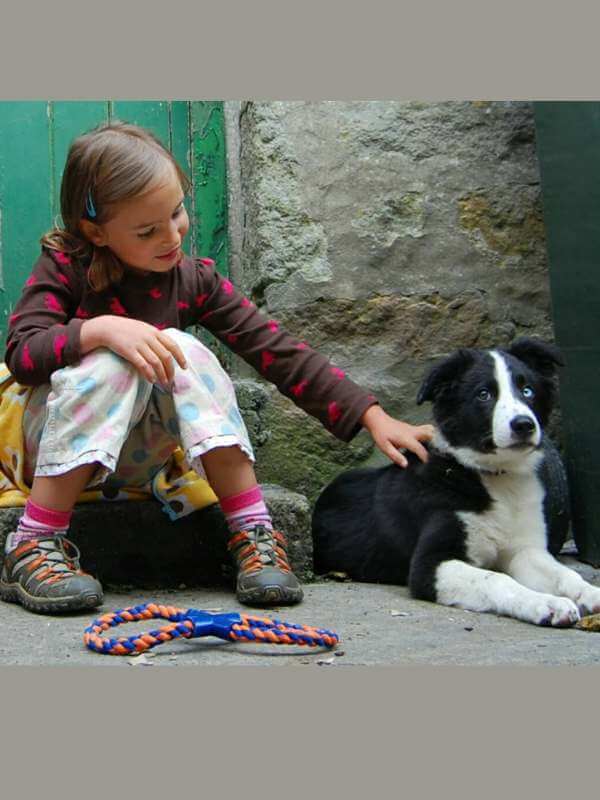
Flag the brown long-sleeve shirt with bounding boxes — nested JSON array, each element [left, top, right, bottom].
[[5, 249, 378, 442]]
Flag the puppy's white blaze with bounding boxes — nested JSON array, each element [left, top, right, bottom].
[[490, 351, 540, 449]]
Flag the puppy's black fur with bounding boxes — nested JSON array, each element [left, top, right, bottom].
[[312, 339, 596, 627]]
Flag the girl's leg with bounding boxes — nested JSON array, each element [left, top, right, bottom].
[[0, 468, 104, 614], [160, 329, 303, 606], [201, 447, 302, 606], [30, 464, 97, 512], [200, 446, 256, 497], [1, 350, 153, 614]]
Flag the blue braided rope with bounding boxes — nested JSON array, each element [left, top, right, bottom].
[[84, 603, 339, 655]]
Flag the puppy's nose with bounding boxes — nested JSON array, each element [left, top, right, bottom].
[[510, 415, 536, 437]]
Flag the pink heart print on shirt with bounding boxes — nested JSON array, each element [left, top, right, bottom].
[[328, 402, 343, 426], [291, 380, 309, 398], [261, 350, 276, 372], [54, 252, 71, 266], [109, 297, 127, 316], [53, 334, 68, 365], [44, 293, 63, 313], [22, 343, 35, 371]]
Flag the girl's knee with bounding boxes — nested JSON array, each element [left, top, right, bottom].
[[165, 328, 206, 352], [81, 347, 136, 373], [165, 329, 224, 372], [51, 348, 140, 394]]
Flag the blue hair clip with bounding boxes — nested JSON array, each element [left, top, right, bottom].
[[85, 189, 97, 219]]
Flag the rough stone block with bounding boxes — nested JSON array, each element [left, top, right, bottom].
[[0, 484, 313, 589]]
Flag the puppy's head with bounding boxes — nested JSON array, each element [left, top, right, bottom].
[[417, 338, 563, 471]]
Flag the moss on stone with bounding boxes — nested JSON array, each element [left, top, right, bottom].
[[248, 389, 373, 505], [458, 193, 546, 257]]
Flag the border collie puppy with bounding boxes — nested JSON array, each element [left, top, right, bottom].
[[312, 338, 600, 627]]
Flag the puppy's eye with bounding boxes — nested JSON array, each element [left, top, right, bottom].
[[477, 389, 492, 402], [522, 386, 535, 399]]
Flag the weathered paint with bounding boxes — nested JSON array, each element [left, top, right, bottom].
[[188, 102, 231, 367], [191, 102, 228, 274]]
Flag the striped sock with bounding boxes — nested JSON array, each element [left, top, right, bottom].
[[5, 499, 72, 552], [220, 485, 273, 534]]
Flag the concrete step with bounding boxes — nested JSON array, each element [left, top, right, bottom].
[[0, 484, 313, 589]]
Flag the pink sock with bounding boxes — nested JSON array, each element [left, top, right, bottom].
[[220, 486, 273, 534], [6, 499, 72, 552]]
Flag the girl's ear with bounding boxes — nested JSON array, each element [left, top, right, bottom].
[[79, 218, 107, 247]]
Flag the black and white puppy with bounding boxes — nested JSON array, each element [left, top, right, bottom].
[[312, 338, 600, 627]]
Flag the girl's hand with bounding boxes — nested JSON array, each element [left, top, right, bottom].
[[360, 405, 435, 468], [80, 316, 187, 385]]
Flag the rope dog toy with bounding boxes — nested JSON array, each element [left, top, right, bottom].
[[84, 602, 339, 655]]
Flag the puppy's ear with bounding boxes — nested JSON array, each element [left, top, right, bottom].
[[416, 349, 475, 405], [507, 338, 564, 377]]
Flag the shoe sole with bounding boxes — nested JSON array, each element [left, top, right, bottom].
[[0, 580, 103, 615], [237, 584, 304, 607]]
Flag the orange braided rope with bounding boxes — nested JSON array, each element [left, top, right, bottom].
[[84, 602, 339, 655]]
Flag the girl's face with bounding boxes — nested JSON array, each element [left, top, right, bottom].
[[82, 162, 190, 274]]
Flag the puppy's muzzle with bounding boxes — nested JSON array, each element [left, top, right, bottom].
[[510, 414, 537, 445]]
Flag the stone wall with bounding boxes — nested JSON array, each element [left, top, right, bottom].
[[228, 101, 554, 503]]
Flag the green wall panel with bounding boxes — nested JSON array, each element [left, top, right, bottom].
[[110, 101, 171, 148], [191, 102, 228, 273], [535, 101, 600, 564], [0, 102, 53, 326], [51, 101, 110, 221]]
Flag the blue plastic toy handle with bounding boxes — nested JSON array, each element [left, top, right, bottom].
[[184, 609, 243, 639]]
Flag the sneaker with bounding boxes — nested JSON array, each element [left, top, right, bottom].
[[227, 525, 304, 606], [0, 535, 103, 614]]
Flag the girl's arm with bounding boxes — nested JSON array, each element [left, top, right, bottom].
[[187, 258, 433, 462], [4, 251, 85, 386]]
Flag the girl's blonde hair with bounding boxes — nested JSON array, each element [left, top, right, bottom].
[[41, 120, 191, 291]]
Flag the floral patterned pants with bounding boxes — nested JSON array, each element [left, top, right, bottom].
[[22, 329, 254, 494]]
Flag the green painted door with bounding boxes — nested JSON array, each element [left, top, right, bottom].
[[0, 100, 228, 347]]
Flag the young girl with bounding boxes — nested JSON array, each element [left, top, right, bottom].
[[0, 121, 433, 615]]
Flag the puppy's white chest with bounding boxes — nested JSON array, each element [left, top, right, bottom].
[[458, 471, 547, 568]]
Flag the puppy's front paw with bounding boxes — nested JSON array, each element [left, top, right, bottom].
[[575, 586, 600, 616], [533, 596, 580, 627]]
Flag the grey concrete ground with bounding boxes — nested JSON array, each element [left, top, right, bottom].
[[1, 554, 600, 667]]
